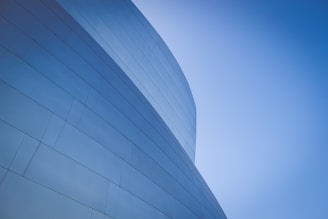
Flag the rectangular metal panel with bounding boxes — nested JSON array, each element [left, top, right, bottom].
[[106, 182, 169, 219], [9, 135, 39, 175], [120, 163, 172, 216], [55, 123, 123, 185], [0, 172, 92, 219], [0, 81, 52, 140], [0, 121, 25, 168], [25, 144, 110, 213], [0, 52, 73, 119]]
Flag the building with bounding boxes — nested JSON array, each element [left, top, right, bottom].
[[0, 0, 226, 218]]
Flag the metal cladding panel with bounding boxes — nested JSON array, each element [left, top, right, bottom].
[[0, 0, 226, 219], [56, 0, 197, 161]]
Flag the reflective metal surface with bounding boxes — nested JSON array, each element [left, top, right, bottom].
[[0, 1, 225, 218]]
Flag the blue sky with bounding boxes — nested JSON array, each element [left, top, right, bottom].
[[132, 0, 328, 218]]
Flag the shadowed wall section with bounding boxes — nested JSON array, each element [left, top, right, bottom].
[[0, 0, 225, 218]]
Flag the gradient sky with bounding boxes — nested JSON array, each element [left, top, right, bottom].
[[132, 1, 328, 218]]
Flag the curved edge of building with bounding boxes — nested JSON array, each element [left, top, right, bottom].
[[0, 0, 226, 219], [56, 0, 197, 161]]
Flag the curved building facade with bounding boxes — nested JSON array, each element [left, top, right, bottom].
[[0, 1, 225, 219], [57, 0, 197, 161]]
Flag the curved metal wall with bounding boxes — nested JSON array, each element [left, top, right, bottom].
[[56, 0, 197, 161], [0, 0, 225, 219]]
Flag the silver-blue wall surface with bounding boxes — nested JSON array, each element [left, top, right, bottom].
[[0, 0, 226, 218], [56, 0, 197, 161]]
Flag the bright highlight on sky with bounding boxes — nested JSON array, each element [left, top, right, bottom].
[[132, 0, 328, 218]]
